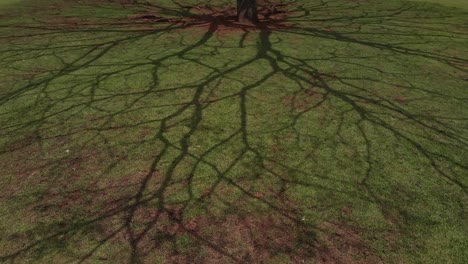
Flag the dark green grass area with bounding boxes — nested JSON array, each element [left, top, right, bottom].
[[0, 0, 467, 263]]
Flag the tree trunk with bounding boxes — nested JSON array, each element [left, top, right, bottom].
[[237, 0, 258, 24]]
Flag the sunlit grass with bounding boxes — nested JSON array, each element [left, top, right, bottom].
[[0, 0, 467, 262]]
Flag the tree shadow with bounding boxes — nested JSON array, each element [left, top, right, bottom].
[[0, 0, 467, 262]]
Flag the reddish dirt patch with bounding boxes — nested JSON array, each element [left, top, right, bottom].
[[183, 213, 314, 263], [127, 13, 170, 23], [393, 95, 406, 105], [28, 1, 295, 33], [112, 206, 382, 263], [129, 2, 295, 34], [281, 87, 327, 111], [315, 222, 383, 264], [119, 208, 316, 263]]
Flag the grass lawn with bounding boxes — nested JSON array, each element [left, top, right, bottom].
[[410, 0, 468, 9], [0, 0, 467, 263]]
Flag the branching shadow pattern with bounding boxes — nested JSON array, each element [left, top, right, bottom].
[[0, 0, 467, 263]]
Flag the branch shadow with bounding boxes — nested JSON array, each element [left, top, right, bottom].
[[0, 0, 467, 262]]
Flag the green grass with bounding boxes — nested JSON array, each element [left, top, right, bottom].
[[410, 0, 468, 9], [0, 0, 467, 263], [0, 0, 23, 8]]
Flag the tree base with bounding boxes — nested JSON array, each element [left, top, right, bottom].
[[237, 0, 259, 25]]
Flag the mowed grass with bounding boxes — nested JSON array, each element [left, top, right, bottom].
[[0, 0, 467, 263], [410, 0, 468, 9]]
